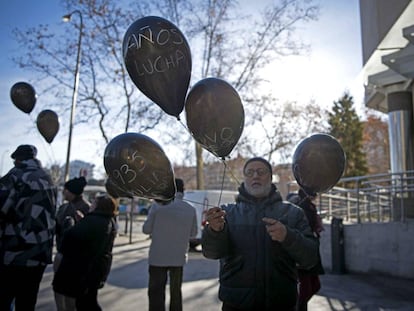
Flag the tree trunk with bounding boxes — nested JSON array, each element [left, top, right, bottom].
[[196, 142, 204, 189]]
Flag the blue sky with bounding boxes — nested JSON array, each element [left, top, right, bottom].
[[0, 1, 67, 175], [0, 0, 363, 178]]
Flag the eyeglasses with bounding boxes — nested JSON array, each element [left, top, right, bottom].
[[244, 168, 270, 177]]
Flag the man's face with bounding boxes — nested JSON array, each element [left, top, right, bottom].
[[243, 160, 272, 199]]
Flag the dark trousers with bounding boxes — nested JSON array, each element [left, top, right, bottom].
[[0, 264, 46, 311], [222, 302, 296, 311], [297, 274, 321, 311], [76, 288, 101, 311], [148, 265, 183, 311]]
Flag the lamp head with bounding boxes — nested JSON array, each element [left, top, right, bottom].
[[62, 14, 72, 22]]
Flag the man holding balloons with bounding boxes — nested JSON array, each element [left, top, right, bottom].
[[202, 157, 319, 311]]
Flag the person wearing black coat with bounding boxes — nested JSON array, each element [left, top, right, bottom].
[[52, 194, 118, 311], [287, 188, 325, 311], [202, 158, 319, 311]]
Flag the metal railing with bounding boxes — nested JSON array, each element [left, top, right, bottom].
[[315, 170, 414, 223]]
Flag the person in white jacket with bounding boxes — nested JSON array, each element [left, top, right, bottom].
[[142, 178, 197, 311]]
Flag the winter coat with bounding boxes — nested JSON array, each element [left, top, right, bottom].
[[202, 184, 319, 310], [297, 197, 325, 276], [52, 210, 117, 297], [0, 159, 57, 266], [142, 192, 197, 267], [55, 196, 90, 252]]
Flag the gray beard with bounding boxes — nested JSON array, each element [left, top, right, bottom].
[[245, 183, 272, 199]]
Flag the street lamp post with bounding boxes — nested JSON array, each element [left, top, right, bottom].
[[0, 149, 9, 176], [63, 10, 83, 182]]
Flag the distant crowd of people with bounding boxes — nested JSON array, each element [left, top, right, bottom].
[[0, 145, 324, 311]]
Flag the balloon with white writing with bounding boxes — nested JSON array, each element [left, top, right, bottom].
[[104, 132, 176, 201], [10, 81, 37, 114], [36, 109, 60, 143], [292, 133, 346, 194], [122, 16, 192, 119], [185, 78, 244, 159], [105, 178, 133, 199]]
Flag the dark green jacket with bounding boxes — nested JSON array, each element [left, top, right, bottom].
[[202, 184, 318, 310]]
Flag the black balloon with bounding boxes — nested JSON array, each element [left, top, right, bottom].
[[10, 81, 37, 114], [292, 133, 346, 194], [105, 178, 133, 199], [123, 16, 192, 118], [36, 109, 59, 143], [185, 78, 244, 159], [104, 132, 176, 201]]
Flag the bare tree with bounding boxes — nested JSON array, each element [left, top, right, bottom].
[[12, 0, 163, 145], [12, 0, 319, 187], [152, 0, 319, 188], [237, 94, 328, 164]]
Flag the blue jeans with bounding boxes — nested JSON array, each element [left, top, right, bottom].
[[148, 265, 183, 311]]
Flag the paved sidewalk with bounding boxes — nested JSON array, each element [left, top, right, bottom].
[[36, 221, 414, 310], [114, 234, 414, 311], [310, 273, 414, 310]]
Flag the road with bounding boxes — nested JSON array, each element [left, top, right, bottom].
[[35, 218, 414, 310]]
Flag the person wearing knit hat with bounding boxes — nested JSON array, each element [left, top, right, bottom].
[[64, 176, 87, 196], [10, 144, 37, 161], [54, 176, 91, 311], [53, 195, 117, 310], [202, 157, 319, 310]]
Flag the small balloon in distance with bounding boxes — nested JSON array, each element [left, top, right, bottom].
[[36, 109, 60, 144], [103, 132, 176, 201], [10, 81, 37, 114], [292, 133, 346, 194]]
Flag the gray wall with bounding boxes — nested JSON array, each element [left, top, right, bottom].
[[319, 220, 414, 279]]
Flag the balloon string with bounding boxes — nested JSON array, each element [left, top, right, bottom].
[[217, 160, 228, 207], [176, 117, 243, 204], [183, 198, 221, 210], [224, 159, 242, 187], [177, 118, 193, 138]]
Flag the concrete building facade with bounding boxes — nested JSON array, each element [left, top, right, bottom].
[[360, 0, 414, 174]]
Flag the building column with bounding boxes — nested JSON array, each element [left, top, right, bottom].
[[387, 91, 414, 220], [387, 91, 414, 173]]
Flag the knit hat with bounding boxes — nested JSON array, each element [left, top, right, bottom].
[[64, 176, 87, 195], [11, 145, 37, 160], [243, 157, 272, 174]]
